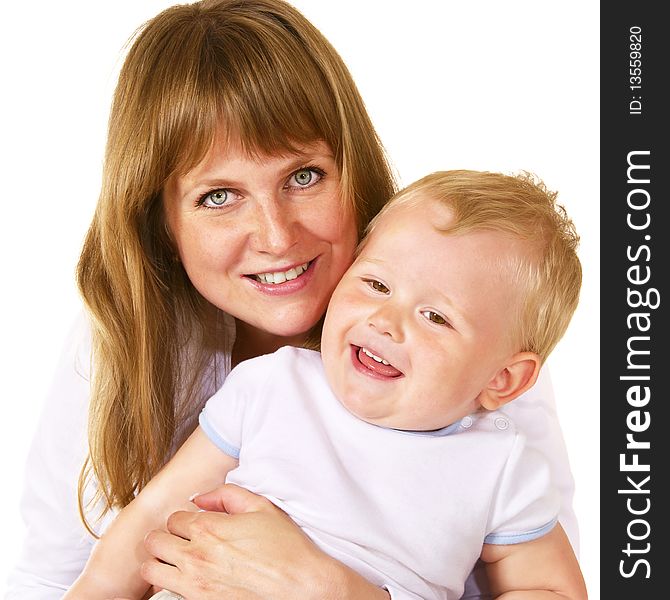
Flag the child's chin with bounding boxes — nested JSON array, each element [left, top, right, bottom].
[[341, 399, 389, 427]]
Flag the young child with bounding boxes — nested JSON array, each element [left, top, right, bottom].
[[65, 170, 587, 600]]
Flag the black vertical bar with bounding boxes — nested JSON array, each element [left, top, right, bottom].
[[601, 2, 668, 596]]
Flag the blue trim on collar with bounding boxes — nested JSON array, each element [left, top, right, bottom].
[[386, 419, 463, 437]]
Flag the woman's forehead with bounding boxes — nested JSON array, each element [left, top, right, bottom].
[[192, 136, 333, 171]]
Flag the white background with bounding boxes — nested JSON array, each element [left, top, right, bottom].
[[0, 1, 599, 597]]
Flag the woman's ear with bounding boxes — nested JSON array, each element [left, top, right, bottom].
[[477, 352, 542, 411]]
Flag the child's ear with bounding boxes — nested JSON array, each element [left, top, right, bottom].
[[477, 352, 542, 411]]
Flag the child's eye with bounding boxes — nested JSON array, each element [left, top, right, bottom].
[[421, 310, 450, 327], [364, 279, 390, 294]]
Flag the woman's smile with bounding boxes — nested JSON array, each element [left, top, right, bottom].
[[243, 258, 318, 296], [246, 259, 312, 285]]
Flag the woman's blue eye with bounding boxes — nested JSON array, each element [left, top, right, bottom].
[[201, 189, 229, 207], [294, 169, 313, 186], [209, 190, 227, 205], [289, 167, 323, 188]]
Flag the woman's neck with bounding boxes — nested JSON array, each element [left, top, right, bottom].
[[231, 320, 310, 368]]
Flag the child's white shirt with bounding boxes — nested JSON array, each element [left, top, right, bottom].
[[200, 346, 560, 600]]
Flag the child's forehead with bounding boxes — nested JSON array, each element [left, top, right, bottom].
[[376, 195, 453, 231], [360, 201, 453, 260], [362, 202, 530, 280]]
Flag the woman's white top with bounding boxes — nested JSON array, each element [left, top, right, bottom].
[[4, 314, 578, 599]]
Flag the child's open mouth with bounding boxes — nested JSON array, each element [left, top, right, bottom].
[[352, 345, 403, 378]]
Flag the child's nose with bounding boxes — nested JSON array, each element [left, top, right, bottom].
[[367, 302, 405, 342]]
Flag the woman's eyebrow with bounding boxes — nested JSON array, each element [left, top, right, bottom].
[[285, 140, 335, 161], [190, 176, 239, 188]]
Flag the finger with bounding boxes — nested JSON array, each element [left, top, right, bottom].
[[189, 484, 229, 512], [144, 528, 189, 566], [140, 558, 182, 597], [163, 509, 206, 540], [193, 483, 274, 514]]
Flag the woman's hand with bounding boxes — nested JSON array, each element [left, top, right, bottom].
[[140, 484, 390, 600]]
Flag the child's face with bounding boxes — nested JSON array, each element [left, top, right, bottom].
[[321, 197, 526, 431]]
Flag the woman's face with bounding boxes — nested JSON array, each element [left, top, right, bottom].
[[163, 138, 358, 340]]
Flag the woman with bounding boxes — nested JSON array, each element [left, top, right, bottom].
[[6, 1, 578, 598]]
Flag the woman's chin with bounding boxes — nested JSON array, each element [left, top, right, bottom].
[[239, 312, 323, 344]]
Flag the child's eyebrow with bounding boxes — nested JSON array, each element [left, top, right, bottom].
[[356, 257, 385, 267], [418, 284, 468, 328]]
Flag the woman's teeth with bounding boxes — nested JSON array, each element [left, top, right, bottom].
[[255, 262, 309, 284], [361, 347, 390, 365]]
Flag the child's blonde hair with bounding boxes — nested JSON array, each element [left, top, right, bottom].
[[363, 170, 581, 363]]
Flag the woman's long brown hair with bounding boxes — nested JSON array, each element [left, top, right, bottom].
[[76, 0, 396, 532]]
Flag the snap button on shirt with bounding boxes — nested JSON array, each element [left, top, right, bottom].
[[494, 417, 509, 430]]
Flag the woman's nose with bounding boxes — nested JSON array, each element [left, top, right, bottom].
[[250, 196, 298, 256], [368, 302, 405, 343]]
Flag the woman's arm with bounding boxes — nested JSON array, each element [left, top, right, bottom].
[[139, 484, 391, 600], [64, 428, 237, 600], [6, 314, 96, 600], [481, 523, 587, 599]]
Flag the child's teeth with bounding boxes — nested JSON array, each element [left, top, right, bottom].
[[362, 347, 389, 365]]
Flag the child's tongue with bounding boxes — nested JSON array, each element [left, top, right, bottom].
[[358, 347, 403, 378]]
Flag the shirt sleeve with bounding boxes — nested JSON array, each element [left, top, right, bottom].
[[484, 429, 560, 545], [5, 313, 97, 599], [198, 356, 266, 460], [498, 365, 579, 553]]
